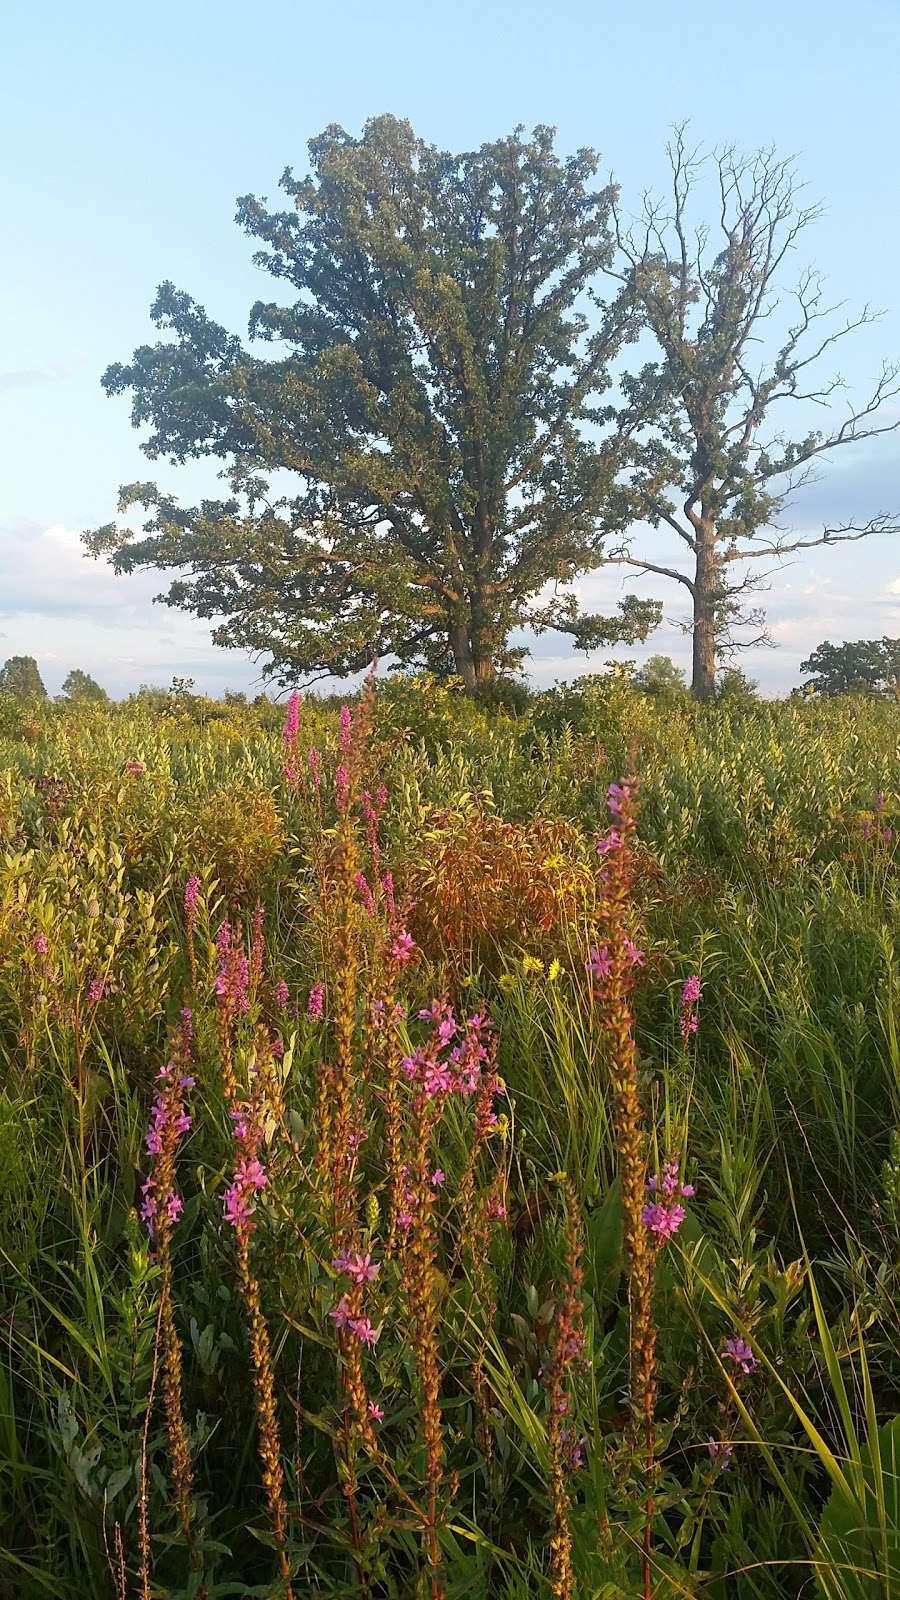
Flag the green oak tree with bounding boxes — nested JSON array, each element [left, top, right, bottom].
[[800, 637, 900, 698], [609, 131, 900, 700], [85, 117, 660, 691], [61, 668, 108, 702], [0, 655, 47, 699]]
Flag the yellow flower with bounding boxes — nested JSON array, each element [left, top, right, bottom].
[[548, 958, 562, 982], [522, 953, 544, 974], [498, 973, 516, 992]]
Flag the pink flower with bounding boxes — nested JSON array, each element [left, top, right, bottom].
[[707, 1438, 734, 1467], [623, 938, 645, 967], [431, 1169, 445, 1187], [606, 780, 634, 819], [333, 1251, 380, 1286], [275, 979, 289, 1009], [33, 933, 49, 956], [124, 758, 145, 776], [367, 1401, 385, 1422], [184, 874, 201, 914], [391, 929, 416, 964], [307, 982, 325, 1019], [596, 829, 622, 856], [339, 704, 352, 753], [87, 977, 105, 1004], [349, 1316, 380, 1347], [723, 1336, 758, 1375], [329, 1295, 354, 1330], [587, 945, 612, 980], [308, 746, 322, 790]]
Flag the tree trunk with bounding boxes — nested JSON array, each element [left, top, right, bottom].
[[691, 529, 718, 702], [449, 613, 495, 694], [449, 622, 477, 693]]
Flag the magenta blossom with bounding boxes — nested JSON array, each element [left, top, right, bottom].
[[623, 937, 645, 967], [184, 874, 201, 915], [723, 1336, 758, 1375], [33, 932, 50, 956], [707, 1438, 733, 1467], [333, 1250, 380, 1286], [307, 982, 325, 1020], [606, 780, 635, 820], [643, 1160, 693, 1244], [596, 829, 622, 856], [588, 945, 612, 981], [349, 1316, 380, 1347], [274, 979, 289, 1009], [679, 973, 702, 1040], [391, 929, 416, 964], [367, 1401, 385, 1422]]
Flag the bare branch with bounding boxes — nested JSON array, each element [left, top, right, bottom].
[[723, 512, 900, 561]]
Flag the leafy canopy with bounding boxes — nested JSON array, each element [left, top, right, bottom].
[[86, 117, 660, 689], [0, 655, 47, 700], [800, 637, 900, 698]]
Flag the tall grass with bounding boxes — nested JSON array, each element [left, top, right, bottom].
[[0, 677, 898, 1597]]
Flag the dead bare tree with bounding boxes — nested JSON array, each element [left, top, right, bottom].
[[608, 130, 900, 699]]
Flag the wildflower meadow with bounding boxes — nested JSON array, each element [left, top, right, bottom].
[[1, 673, 899, 1598]]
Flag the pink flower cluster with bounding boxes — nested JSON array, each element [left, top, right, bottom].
[[214, 922, 250, 1017], [281, 691, 301, 784], [400, 1001, 495, 1105], [330, 1298, 380, 1345], [140, 1014, 195, 1235], [330, 1248, 381, 1345], [307, 981, 325, 1020], [606, 780, 636, 820], [390, 929, 415, 965], [642, 1159, 694, 1243], [184, 874, 201, 916], [679, 974, 702, 1039], [223, 1105, 268, 1230]]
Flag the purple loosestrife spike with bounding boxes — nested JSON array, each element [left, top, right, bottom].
[[33, 933, 49, 955], [307, 982, 325, 1019], [679, 974, 702, 1039], [184, 874, 201, 914], [282, 691, 301, 750], [339, 703, 352, 753], [308, 746, 322, 789], [274, 979, 289, 1009], [723, 1336, 758, 1374], [355, 871, 375, 915]]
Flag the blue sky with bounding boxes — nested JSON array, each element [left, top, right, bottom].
[[2, 0, 899, 697]]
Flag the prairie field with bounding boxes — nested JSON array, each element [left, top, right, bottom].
[[1, 676, 899, 1599]]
